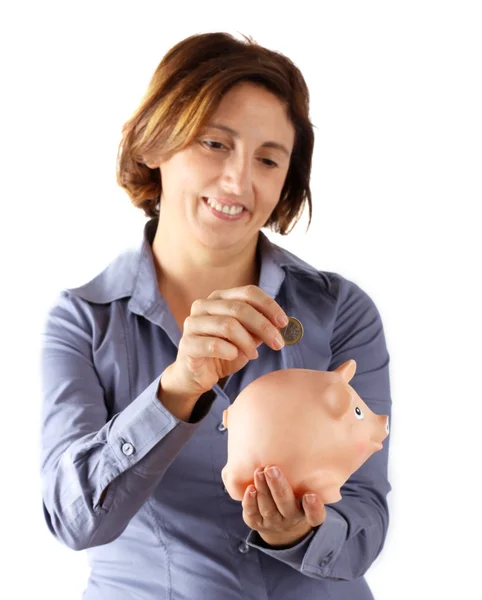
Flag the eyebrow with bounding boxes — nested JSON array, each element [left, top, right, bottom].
[[205, 124, 292, 158]]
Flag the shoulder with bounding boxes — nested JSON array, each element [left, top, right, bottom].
[[64, 246, 141, 305], [270, 237, 366, 302], [42, 245, 142, 339], [268, 238, 381, 329]]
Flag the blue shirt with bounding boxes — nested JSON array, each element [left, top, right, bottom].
[[40, 217, 392, 599]]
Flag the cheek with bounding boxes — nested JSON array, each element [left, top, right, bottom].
[[264, 174, 289, 206], [256, 176, 286, 209], [182, 148, 221, 182], [258, 193, 279, 213], [188, 159, 216, 185], [356, 441, 367, 455]]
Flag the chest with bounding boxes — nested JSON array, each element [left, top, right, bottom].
[[92, 298, 332, 419]]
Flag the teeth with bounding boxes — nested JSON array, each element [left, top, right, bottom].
[[206, 198, 244, 215]]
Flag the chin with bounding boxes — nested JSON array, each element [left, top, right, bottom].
[[198, 234, 241, 250], [194, 228, 253, 251]]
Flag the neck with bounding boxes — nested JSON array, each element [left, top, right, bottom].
[[151, 219, 261, 306]]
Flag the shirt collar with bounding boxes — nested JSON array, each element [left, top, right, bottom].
[[66, 217, 319, 318]]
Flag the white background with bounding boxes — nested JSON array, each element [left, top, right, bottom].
[[1, 1, 481, 598]]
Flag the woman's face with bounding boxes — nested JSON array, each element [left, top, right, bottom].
[[155, 81, 296, 251]]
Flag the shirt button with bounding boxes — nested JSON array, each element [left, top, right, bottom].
[[122, 442, 134, 456], [217, 422, 227, 432], [237, 542, 250, 554]]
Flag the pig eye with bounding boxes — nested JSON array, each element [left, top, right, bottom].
[[354, 407, 364, 420]]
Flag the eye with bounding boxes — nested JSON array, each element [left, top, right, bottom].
[[259, 158, 278, 168], [200, 140, 227, 151], [354, 406, 364, 420]]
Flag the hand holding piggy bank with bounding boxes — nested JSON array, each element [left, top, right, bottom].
[[221, 360, 389, 504]]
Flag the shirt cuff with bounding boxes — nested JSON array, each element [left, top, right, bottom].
[[245, 506, 347, 576], [246, 527, 316, 570], [189, 389, 217, 423], [107, 372, 206, 471]]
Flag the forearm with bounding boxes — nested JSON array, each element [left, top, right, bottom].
[[156, 364, 201, 421], [258, 521, 314, 549], [321, 472, 391, 579], [247, 478, 390, 581], [42, 373, 204, 551]]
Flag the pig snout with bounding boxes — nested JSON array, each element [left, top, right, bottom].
[[372, 415, 389, 448], [379, 415, 389, 441]]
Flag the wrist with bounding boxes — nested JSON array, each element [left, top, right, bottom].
[[259, 523, 313, 549], [157, 365, 201, 421]]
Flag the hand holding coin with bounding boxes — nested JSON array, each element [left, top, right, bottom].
[[278, 317, 304, 345], [160, 285, 292, 404]]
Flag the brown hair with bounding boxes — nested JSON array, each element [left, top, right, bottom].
[[116, 32, 314, 234]]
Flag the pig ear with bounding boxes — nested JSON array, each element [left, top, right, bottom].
[[324, 382, 352, 419], [333, 359, 357, 383]]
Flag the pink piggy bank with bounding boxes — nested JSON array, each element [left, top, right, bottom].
[[221, 359, 389, 504]]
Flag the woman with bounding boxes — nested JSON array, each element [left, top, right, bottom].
[[40, 32, 392, 599]]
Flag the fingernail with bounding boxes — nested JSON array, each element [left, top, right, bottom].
[[266, 467, 279, 479], [274, 334, 284, 349], [276, 313, 289, 327], [248, 486, 256, 496], [256, 470, 265, 481], [304, 493, 316, 504]]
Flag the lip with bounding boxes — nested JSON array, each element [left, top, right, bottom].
[[203, 196, 248, 210], [201, 197, 248, 221]]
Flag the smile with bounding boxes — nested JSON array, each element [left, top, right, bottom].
[[201, 197, 248, 221], [204, 197, 245, 215]]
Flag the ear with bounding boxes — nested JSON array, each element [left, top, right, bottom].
[[139, 149, 161, 169], [333, 359, 356, 383], [143, 157, 160, 169], [323, 382, 352, 419]]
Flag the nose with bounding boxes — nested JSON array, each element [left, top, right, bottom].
[[221, 151, 252, 196]]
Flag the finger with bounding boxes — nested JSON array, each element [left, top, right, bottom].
[[207, 285, 289, 330], [301, 493, 327, 527], [190, 299, 266, 347], [254, 469, 280, 520], [178, 333, 239, 361], [241, 485, 260, 520], [183, 313, 258, 359], [191, 296, 286, 352], [264, 466, 304, 520]]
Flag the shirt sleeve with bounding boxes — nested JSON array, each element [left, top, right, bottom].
[[245, 276, 392, 581], [40, 290, 217, 551]]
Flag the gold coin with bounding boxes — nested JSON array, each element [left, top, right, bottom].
[[278, 316, 304, 345]]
